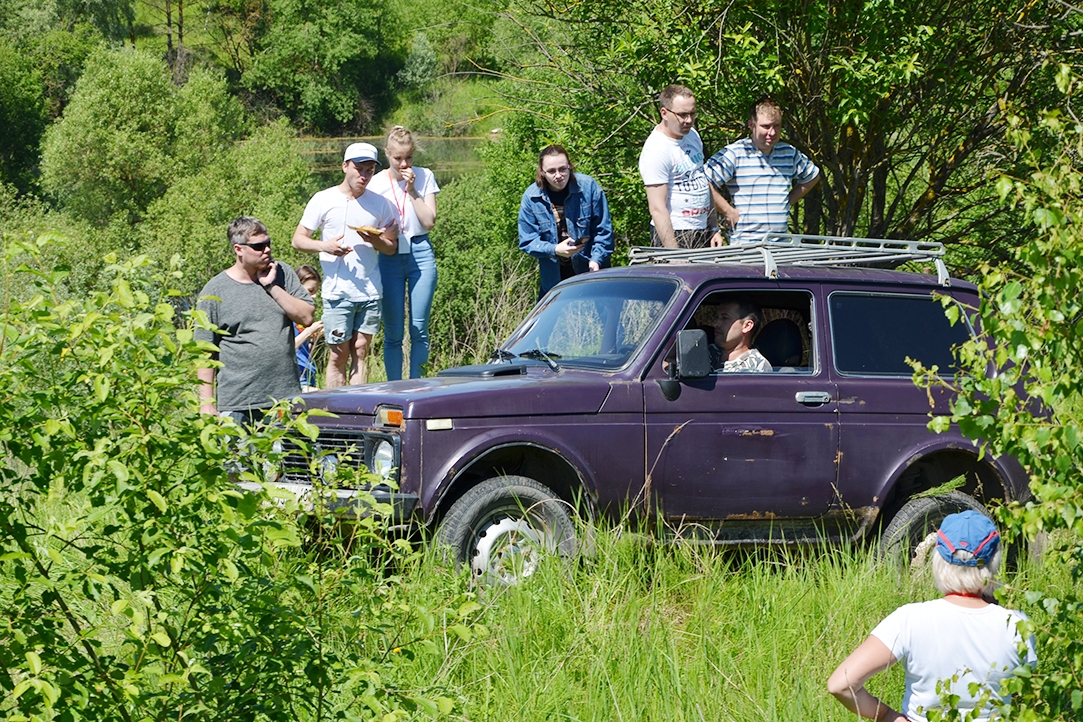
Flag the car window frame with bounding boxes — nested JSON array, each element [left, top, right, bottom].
[[827, 289, 975, 378]]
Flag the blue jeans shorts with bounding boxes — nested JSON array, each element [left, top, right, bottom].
[[323, 298, 380, 345]]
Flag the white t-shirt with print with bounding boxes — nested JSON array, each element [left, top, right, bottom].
[[298, 187, 399, 302], [638, 127, 712, 230], [871, 598, 1037, 722], [368, 167, 440, 253]]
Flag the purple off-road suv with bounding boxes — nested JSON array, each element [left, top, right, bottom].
[[284, 236, 1028, 583]]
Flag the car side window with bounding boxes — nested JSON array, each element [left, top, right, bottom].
[[685, 290, 815, 374], [829, 292, 972, 375]]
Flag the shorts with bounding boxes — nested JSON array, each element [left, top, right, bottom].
[[322, 298, 380, 345]]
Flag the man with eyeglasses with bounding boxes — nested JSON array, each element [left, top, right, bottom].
[[292, 143, 399, 387], [705, 97, 820, 242], [196, 216, 315, 424], [638, 84, 723, 249]]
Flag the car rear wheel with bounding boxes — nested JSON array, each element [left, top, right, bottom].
[[879, 491, 992, 567], [436, 475, 578, 586]]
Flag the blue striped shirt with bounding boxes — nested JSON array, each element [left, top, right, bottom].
[[704, 139, 819, 239]]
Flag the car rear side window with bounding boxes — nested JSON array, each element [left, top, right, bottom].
[[829, 292, 971, 375]]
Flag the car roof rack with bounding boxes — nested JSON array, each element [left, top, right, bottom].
[[628, 233, 951, 286]]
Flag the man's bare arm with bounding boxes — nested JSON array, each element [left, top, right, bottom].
[[258, 262, 315, 326], [197, 366, 216, 415], [789, 174, 820, 205], [365, 223, 399, 256], [645, 184, 677, 248], [291, 223, 349, 256], [712, 185, 740, 229]]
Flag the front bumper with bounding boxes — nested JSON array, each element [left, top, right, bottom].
[[236, 480, 419, 523]]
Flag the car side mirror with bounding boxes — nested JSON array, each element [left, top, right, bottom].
[[659, 329, 711, 401], [674, 329, 711, 379]]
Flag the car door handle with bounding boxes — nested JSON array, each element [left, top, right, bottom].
[[795, 391, 832, 406]]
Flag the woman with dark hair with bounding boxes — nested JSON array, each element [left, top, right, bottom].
[[828, 511, 1037, 722], [517, 145, 614, 298]]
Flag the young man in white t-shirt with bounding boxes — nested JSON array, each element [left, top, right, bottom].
[[638, 84, 723, 249], [292, 143, 399, 387]]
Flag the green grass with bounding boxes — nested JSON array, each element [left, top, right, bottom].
[[383, 530, 1077, 722], [386, 79, 508, 138]]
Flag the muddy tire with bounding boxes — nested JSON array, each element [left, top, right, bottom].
[[436, 475, 577, 586], [879, 491, 992, 567]]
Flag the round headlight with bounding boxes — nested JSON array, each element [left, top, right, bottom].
[[319, 453, 339, 481], [371, 440, 395, 479]]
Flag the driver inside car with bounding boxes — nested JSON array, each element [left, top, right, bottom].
[[708, 296, 771, 373]]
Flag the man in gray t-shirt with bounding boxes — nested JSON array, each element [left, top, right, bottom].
[[195, 216, 315, 423]]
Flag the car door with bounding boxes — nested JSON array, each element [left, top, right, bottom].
[[643, 286, 840, 522], [827, 288, 974, 510]]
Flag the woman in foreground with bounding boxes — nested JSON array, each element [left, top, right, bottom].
[[828, 511, 1036, 722]]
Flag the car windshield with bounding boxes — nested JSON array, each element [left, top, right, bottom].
[[501, 278, 678, 369]]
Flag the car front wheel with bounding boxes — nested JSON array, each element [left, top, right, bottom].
[[435, 475, 577, 586]]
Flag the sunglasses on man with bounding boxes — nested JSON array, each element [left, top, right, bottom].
[[239, 239, 271, 252]]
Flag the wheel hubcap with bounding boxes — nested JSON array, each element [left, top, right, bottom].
[[470, 516, 545, 585]]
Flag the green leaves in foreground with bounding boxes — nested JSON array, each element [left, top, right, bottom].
[[914, 69, 1083, 720], [0, 240, 477, 720]]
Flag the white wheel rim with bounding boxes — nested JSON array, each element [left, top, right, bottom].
[[470, 516, 545, 585]]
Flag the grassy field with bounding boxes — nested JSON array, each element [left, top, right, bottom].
[[392, 529, 1077, 721]]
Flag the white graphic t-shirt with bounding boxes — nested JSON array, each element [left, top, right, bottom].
[[638, 127, 712, 230]]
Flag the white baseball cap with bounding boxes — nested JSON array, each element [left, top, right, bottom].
[[343, 142, 381, 165]]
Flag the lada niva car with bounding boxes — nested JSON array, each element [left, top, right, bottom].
[[281, 236, 1029, 584]]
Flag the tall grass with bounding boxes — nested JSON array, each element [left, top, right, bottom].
[[392, 528, 1079, 722]]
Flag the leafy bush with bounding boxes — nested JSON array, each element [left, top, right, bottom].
[[138, 119, 314, 296], [40, 47, 245, 227], [0, 39, 47, 193], [396, 33, 439, 93], [916, 68, 1083, 720], [0, 240, 479, 719]]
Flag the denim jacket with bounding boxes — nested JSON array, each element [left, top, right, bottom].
[[517, 173, 615, 296]]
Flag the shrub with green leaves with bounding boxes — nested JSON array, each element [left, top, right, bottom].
[[40, 47, 245, 228], [916, 67, 1083, 720], [0, 239, 479, 720]]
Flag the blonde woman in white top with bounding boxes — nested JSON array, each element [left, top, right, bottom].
[[368, 127, 440, 380]]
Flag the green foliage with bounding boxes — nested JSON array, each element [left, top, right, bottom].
[[428, 153, 536, 368], [40, 47, 245, 227], [139, 118, 314, 295], [915, 69, 1083, 720], [0, 39, 47, 193], [0, 0, 130, 43], [387, 79, 505, 136], [239, 0, 394, 132], [27, 23, 105, 121], [492, 0, 1064, 252], [387, 0, 503, 76], [397, 32, 439, 93], [0, 239, 478, 719], [400, 534, 1078, 721]]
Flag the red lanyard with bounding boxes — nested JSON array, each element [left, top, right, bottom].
[[388, 174, 409, 224]]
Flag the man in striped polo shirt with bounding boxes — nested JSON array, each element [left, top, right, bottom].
[[705, 98, 820, 243]]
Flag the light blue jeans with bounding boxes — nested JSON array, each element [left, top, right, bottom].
[[379, 236, 437, 380]]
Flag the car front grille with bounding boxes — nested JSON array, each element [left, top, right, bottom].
[[278, 428, 399, 485]]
